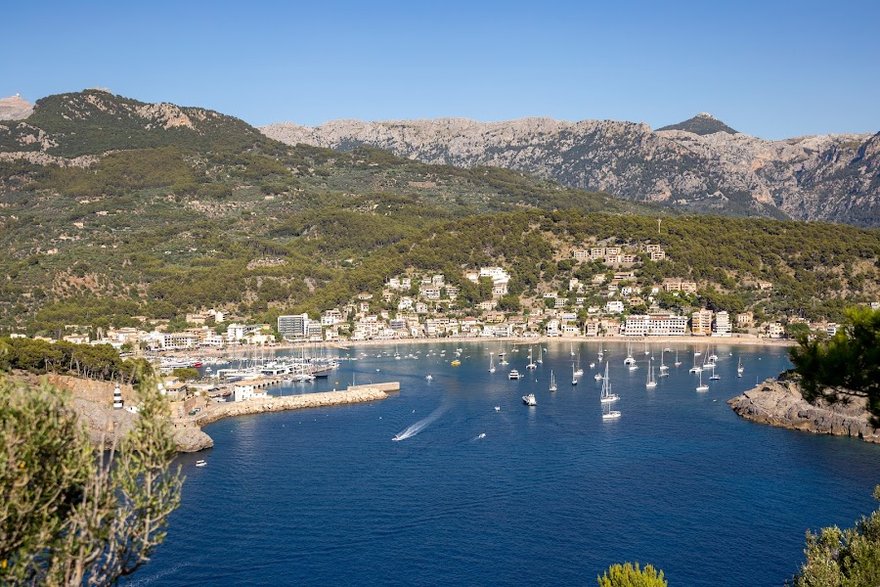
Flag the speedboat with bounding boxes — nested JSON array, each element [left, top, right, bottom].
[[195, 460, 207, 467], [522, 394, 537, 406], [425, 374, 433, 381], [508, 370, 522, 380]]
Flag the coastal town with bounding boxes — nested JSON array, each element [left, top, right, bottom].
[[12, 241, 874, 353]]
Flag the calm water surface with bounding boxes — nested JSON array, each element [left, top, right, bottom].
[[133, 342, 879, 586]]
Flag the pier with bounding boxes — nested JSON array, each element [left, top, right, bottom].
[[193, 381, 400, 426]]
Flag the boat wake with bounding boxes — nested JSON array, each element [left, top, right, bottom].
[[392, 403, 448, 441]]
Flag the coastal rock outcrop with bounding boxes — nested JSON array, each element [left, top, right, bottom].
[[728, 378, 880, 443], [173, 424, 214, 452]]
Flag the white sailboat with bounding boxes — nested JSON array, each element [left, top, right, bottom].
[[526, 347, 537, 370], [549, 370, 558, 392], [689, 351, 703, 374], [623, 342, 636, 365], [659, 351, 669, 375], [570, 342, 575, 357], [696, 369, 709, 392], [489, 353, 496, 374], [600, 363, 619, 403], [602, 400, 621, 420], [709, 362, 720, 381], [571, 363, 578, 386], [674, 349, 682, 367], [737, 357, 744, 378], [537, 347, 544, 364], [574, 353, 584, 377], [646, 359, 657, 389]]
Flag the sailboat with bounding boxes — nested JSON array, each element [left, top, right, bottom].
[[600, 363, 619, 403], [709, 362, 720, 381], [571, 363, 578, 386], [737, 357, 744, 378], [646, 359, 657, 389], [659, 351, 669, 375], [689, 351, 703, 373], [643, 341, 650, 355], [526, 347, 537, 370], [674, 349, 682, 367], [549, 370, 558, 392], [570, 342, 575, 357], [573, 353, 584, 377], [708, 346, 718, 363], [537, 347, 544, 365], [696, 369, 709, 392], [602, 397, 621, 420], [489, 353, 496, 374], [623, 342, 636, 365]]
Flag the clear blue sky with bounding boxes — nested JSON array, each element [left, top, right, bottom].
[[3, 0, 878, 138]]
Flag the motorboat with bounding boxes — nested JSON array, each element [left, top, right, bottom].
[[522, 393, 537, 406], [508, 370, 522, 380], [195, 460, 207, 468]]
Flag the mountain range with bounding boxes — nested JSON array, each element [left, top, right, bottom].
[[263, 113, 880, 226]]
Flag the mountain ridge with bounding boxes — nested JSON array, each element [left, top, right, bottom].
[[262, 116, 880, 226]]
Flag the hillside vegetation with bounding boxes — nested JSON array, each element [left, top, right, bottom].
[[0, 91, 878, 334]]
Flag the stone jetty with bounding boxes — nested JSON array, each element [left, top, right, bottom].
[[728, 377, 880, 444], [194, 383, 398, 427], [174, 382, 401, 451]]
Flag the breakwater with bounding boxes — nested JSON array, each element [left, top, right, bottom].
[[176, 382, 400, 451]]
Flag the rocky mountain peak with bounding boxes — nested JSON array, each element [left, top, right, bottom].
[[656, 113, 738, 135], [0, 94, 34, 120]]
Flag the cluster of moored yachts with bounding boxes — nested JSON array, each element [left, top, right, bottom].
[[486, 344, 746, 420]]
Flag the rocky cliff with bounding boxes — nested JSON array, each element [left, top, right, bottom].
[[0, 94, 33, 120], [728, 377, 880, 443], [262, 114, 880, 226]]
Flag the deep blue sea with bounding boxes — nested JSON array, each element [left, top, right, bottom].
[[132, 342, 879, 586]]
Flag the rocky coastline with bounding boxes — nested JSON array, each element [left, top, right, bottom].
[[728, 377, 880, 444]]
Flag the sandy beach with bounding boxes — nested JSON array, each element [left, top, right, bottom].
[[160, 333, 795, 359]]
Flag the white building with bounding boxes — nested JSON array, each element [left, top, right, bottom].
[[605, 300, 624, 314], [623, 313, 688, 336], [713, 311, 731, 337]]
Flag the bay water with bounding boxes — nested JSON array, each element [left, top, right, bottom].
[[133, 342, 879, 586]]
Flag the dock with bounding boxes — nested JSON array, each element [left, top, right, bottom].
[[192, 381, 400, 426]]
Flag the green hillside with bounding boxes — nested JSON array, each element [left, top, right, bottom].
[[0, 91, 878, 335]]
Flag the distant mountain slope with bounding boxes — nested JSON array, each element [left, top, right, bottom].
[[262, 117, 880, 226], [0, 90, 267, 157], [657, 112, 738, 135]]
